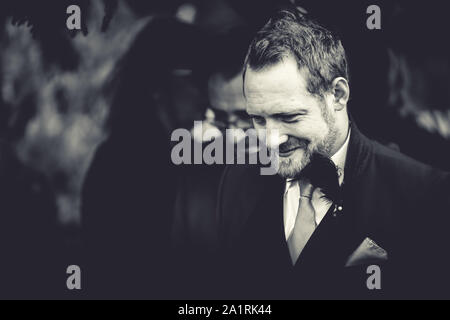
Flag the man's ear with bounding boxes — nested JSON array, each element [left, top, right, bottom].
[[331, 77, 350, 111]]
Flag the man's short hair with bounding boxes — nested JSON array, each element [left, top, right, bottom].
[[244, 8, 349, 97]]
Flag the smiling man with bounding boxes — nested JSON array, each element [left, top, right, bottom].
[[216, 8, 450, 299], [245, 55, 349, 179]]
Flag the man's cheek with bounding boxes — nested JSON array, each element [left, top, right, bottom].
[[290, 127, 318, 143]]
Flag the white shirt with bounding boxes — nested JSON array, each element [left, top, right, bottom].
[[283, 130, 351, 240]]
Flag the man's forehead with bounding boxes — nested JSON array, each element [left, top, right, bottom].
[[244, 63, 314, 116], [246, 94, 305, 116]]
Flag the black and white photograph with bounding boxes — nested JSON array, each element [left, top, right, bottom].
[[0, 0, 450, 304]]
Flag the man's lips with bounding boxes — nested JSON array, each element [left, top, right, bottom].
[[278, 147, 301, 157]]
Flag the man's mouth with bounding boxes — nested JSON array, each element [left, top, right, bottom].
[[278, 147, 301, 157]]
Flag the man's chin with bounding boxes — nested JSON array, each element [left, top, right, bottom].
[[276, 148, 309, 179]]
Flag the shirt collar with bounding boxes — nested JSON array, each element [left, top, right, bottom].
[[331, 128, 351, 186]]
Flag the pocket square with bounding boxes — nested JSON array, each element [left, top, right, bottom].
[[345, 237, 388, 267]]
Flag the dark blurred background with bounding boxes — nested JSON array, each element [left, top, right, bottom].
[[0, 0, 449, 298]]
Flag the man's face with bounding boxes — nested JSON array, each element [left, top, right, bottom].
[[244, 56, 339, 179], [208, 71, 253, 131]]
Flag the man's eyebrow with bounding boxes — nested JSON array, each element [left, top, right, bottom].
[[247, 112, 263, 117], [272, 111, 307, 118], [247, 110, 308, 117]]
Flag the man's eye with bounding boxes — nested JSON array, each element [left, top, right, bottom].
[[282, 116, 300, 123], [252, 116, 265, 125]]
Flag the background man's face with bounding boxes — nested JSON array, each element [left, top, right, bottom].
[[207, 71, 253, 131], [244, 56, 339, 179]]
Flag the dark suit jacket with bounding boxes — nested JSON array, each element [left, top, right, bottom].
[[217, 123, 450, 299], [82, 130, 176, 299]]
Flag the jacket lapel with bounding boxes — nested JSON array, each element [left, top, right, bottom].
[[292, 122, 373, 278]]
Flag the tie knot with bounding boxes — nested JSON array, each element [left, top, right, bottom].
[[299, 179, 314, 199]]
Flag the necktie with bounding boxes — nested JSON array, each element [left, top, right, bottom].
[[287, 179, 316, 265]]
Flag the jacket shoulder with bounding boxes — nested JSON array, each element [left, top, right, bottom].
[[369, 139, 449, 187], [217, 164, 264, 216], [217, 164, 276, 247]]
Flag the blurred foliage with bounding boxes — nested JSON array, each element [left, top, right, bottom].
[[0, 0, 148, 224]]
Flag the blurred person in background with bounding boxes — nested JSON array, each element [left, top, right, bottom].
[[171, 27, 255, 298], [383, 1, 450, 171], [82, 16, 211, 298], [82, 0, 271, 299]]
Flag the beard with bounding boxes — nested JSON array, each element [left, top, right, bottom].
[[277, 142, 316, 179], [276, 109, 339, 179]]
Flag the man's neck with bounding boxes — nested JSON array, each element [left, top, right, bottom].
[[329, 116, 350, 158]]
